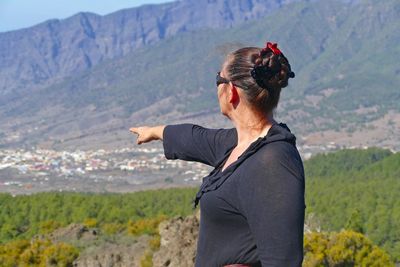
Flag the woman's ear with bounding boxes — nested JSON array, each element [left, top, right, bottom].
[[229, 83, 239, 104]]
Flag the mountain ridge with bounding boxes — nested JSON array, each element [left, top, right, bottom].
[[0, 0, 301, 95], [0, 0, 398, 151]]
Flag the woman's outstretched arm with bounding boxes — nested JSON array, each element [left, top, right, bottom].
[[130, 124, 237, 167]]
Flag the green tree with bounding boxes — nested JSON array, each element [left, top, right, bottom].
[[345, 209, 364, 234]]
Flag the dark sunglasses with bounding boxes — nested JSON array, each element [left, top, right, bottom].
[[216, 72, 230, 87]]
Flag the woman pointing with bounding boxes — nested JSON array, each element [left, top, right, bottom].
[[130, 42, 305, 267]]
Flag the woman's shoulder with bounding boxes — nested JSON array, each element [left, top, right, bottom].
[[252, 123, 303, 167]]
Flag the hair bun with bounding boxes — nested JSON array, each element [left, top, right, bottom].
[[251, 65, 278, 89], [250, 44, 295, 90], [251, 57, 288, 90]]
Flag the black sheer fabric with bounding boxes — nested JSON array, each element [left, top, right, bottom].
[[163, 123, 305, 267]]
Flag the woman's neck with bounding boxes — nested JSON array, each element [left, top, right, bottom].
[[229, 107, 275, 147]]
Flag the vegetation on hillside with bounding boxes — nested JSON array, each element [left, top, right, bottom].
[[304, 230, 394, 267], [304, 148, 400, 261], [0, 239, 79, 267], [0, 188, 198, 244], [0, 148, 399, 264]]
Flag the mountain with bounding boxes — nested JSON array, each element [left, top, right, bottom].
[[0, 0, 398, 151], [0, 0, 301, 95]]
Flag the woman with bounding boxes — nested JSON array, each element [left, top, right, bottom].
[[130, 42, 305, 267]]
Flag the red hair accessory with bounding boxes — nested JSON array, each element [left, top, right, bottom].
[[263, 42, 282, 55]]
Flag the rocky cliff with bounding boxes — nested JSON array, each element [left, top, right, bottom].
[[153, 213, 200, 266]]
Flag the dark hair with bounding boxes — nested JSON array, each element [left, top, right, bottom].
[[224, 46, 294, 114]]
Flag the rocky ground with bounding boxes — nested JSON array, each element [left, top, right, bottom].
[[35, 211, 201, 267], [153, 213, 200, 267]]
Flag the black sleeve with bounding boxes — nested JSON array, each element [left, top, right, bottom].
[[236, 142, 305, 266], [162, 123, 237, 167]]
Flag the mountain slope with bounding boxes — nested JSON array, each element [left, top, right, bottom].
[[0, 0, 398, 150], [0, 0, 300, 95]]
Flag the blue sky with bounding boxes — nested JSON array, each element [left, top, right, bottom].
[[0, 0, 172, 32]]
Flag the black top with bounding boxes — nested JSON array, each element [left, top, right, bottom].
[[162, 123, 305, 267]]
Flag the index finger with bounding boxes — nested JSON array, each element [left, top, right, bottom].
[[129, 127, 138, 133]]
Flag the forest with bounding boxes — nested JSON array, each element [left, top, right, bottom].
[[304, 148, 400, 260], [0, 148, 398, 266]]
